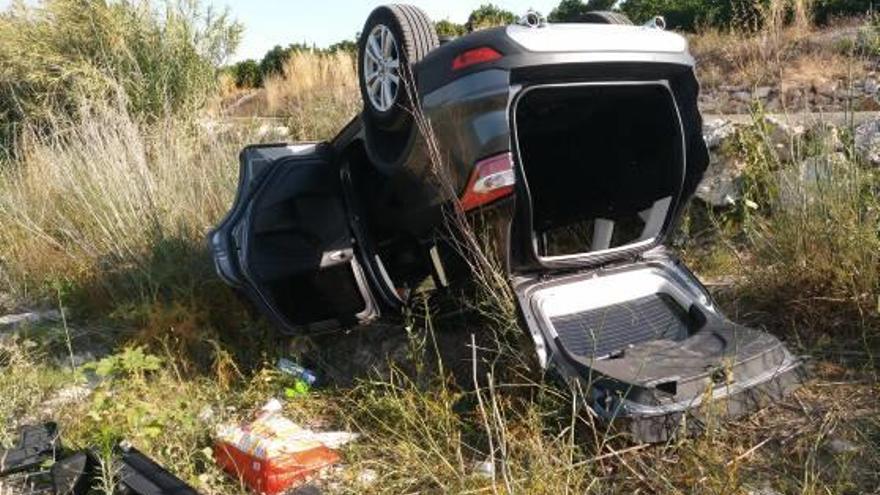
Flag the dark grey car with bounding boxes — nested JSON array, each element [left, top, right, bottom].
[[209, 6, 803, 442]]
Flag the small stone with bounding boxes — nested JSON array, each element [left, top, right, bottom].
[[753, 86, 773, 99], [777, 153, 848, 209], [696, 157, 744, 208], [41, 384, 93, 415], [198, 405, 215, 424], [472, 460, 495, 478], [859, 96, 880, 112], [865, 78, 878, 94], [813, 79, 839, 97], [703, 119, 736, 150], [854, 117, 880, 166], [825, 437, 860, 455], [732, 91, 752, 103], [356, 469, 378, 486], [763, 115, 805, 163], [747, 486, 783, 495]]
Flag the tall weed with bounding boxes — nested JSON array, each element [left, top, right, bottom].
[[0, 0, 241, 151], [263, 51, 360, 140]]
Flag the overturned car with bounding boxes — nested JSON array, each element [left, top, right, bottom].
[[210, 6, 802, 441]]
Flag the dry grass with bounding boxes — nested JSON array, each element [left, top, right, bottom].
[[264, 51, 360, 140], [690, 15, 866, 90], [0, 99, 263, 314]]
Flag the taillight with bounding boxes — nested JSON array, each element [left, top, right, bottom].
[[451, 46, 503, 71], [460, 153, 515, 212]]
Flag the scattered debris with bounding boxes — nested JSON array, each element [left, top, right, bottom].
[[214, 399, 356, 494], [1, 422, 202, 495], [0, 423, 59, 475], [278, 357, 318, 397]]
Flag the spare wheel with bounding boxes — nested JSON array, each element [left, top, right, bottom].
[[358, 4, 438, 131]]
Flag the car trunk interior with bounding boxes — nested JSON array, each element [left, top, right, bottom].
[[513, 83, 798, 412], [514, 83, 683, 258], [521, 266, 796, 408]]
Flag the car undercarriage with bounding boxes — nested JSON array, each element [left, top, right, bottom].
[[209, 6, 804, 442]]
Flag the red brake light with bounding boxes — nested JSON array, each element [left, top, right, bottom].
[[460, 153, 515, 212], [451, 46, 503, 71]]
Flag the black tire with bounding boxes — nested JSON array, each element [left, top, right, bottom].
[[358, 5, 438, 131], [579, 11, 633, 25]]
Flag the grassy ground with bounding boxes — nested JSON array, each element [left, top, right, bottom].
[[1, 4, 879, 494]]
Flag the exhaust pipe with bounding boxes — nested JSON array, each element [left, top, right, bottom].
[[644, 16, 667, 30], [517, 10, 546, 28]]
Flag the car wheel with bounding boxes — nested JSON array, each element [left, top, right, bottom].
[[579, 11, 633, 25], [358, 5, 438, 131]]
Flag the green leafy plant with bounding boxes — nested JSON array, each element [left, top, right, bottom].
[[83, 347, 163, 379]]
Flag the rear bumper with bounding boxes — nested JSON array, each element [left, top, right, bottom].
[[601, 357, 805, 443]]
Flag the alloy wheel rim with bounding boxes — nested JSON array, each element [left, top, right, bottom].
[[363, 24, 401, 112]]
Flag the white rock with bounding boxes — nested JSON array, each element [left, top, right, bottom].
[[703, 119, 737, 150], [256, 123, 291, 140], [356, 468, 378, 486], [696, 156, 745, 207], [865, 78, 879, 94], [763, 115, 805, 163], [854, 117, 880, 166], [777, 152, 848, 209], [472, 460, 495, 478], [754, 86, 773, 99], [0, 310, 61, 332], [825, 437, 860, 455], [732, 91, 752, 103], [198, 405, 215, 424], [747, 486, 783, 495], [41, 384, 93, 414]]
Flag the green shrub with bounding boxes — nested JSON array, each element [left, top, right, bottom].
[[0, 0, 241, 150], [230, 59, 262, 88], [466, 4, 517, 31], [813, 0, 875, 24], [436, 19, 467, 37], [548, 0, 617, 22]]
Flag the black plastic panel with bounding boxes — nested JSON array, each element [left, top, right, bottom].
[[551, 294, 689, 359]]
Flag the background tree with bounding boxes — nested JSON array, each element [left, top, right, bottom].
[[436, 19, 468, 37], [259, 45, 289, 77], [466, 4, 516, 31], [621, 0, 720, 31], [548, 0, 617, 22], [327, 39, 357, 53], [231, 59, 262, 88]]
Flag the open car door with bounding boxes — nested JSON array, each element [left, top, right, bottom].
[[209, 143, 381, 334], [508, 79, 803, 441]]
